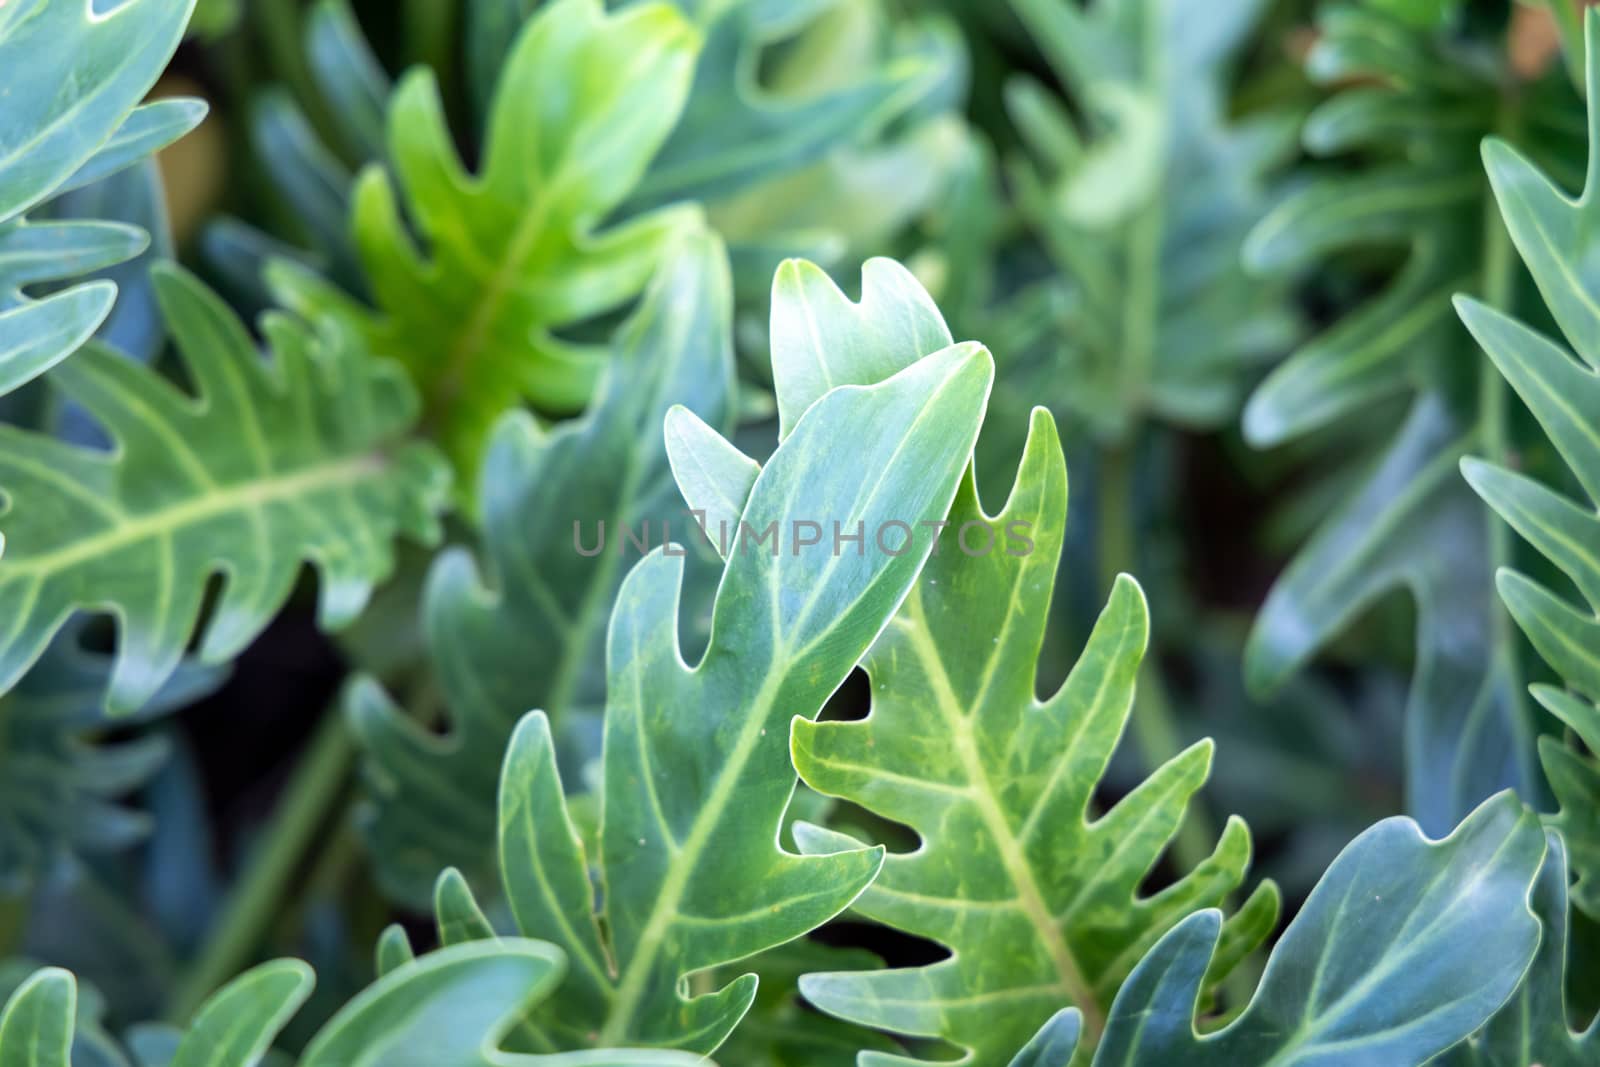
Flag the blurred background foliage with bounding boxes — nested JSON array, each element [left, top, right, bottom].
[[6, 0, 1600, 1056]]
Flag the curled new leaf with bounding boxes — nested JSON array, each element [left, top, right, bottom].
[[0, 266, 450, 713]]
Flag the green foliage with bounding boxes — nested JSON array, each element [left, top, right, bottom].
[[350, 228, 737, 906], [671, 258, 1277, 1062], [1086, 793, 1545, 1065], [1460, 10, 1600, 922], [430, 302, 993, 1053], [1241, 0, 1587, 833], [0, 630, 219, 891], [7, 1, 1600, 1064], [0, 941, 706, 1066], [1441, 835, 1599, 1065], [0, 0, 203, 397], [269, 0, 702, 477], [1005, 0, 1297, 439], [0, 266, 448, 713]]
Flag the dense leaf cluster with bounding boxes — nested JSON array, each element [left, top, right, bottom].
[[1, 1, 1598, 1065]]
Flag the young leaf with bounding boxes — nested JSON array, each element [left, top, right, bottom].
[[1459, 9, 1600, 920], [0, 628, 221, 891], [1240, 1, 1586, 834], [1091, 792, 1545, 1065], [1441, 835, 1599, 1066], [268, 0, 702, 477], [0, 266, 450, 713], [350, 227, 736, 906], [444, 336, 994, 1053], [0, 0, 204, 396]]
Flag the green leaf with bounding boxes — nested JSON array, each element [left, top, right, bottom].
[[0, 627, 221, 890], [0, 967, 73, 1067], [626, 0, 939, 209], [268, 0, 702, 478], [170, 960, 312, 1067], [0, 266, 450, 713], [2, 943, 708, 1066], [442, 328, 994, 1052], [1006, 0, 1299, 440], [707, 942, 902, 1067], [0, 0, 204, 397], [795, 533, 1273, 1063], [1090, 792, 1545, 1065], [1246, 396, 1529, 834], [1240, 2, 1585, 834], [668, 258, 1263, 1062], [1458, 9, 1600, 920], [673, 259, 1274, 1061], [1009, 1009, 1082, 1067], [1441, 834, 1599, 1066], [350, 227, 737, 906]]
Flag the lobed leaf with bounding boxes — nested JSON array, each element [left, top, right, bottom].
[[0, 627, 221, 891], [676, 258, 1275, 1063], [0, 266, 450, 713], [1240, 0, 1586, 834], [436, 311, 994, 1052], [1090, 793, 1545, 1066], [350, 227, 737, 906], [0, 0, 204, 397], [268, 0, 703, 477], [1460, 9, 1600, 920], [1006, 0, 1298, 439]]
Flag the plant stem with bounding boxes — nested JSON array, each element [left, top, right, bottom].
[[1098, 444, 1217, 872], [0, 889, 27, 958], [1478, 94, 1536, 791], [166, 708, 354, 1022]]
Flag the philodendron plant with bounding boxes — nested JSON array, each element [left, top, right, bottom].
[[2, 1, 1599, 1066]]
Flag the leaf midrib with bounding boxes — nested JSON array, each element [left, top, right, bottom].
[[899, 588, 1105, 1040], [3, 454, 388, 577]]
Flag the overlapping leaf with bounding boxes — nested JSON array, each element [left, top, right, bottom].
[[1458, 11, 1600, 919], [0, 0, 204, 397], [1005, 0, 1298, 439], [435, 325, 994, 1052], [268, 0, 702, 476], [1242, 2, 1587, 833], [0, 941, 706, 1066], [0, 628, 221, 891], [672, 259, 1275, 1063], [1083, 792, 1545, 1065], [350, 227, 737, 906], [0, 266, 449, 713]]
